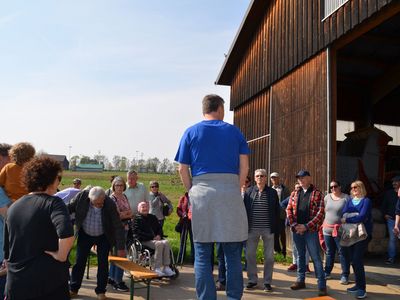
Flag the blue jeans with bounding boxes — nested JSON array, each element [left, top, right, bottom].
[[109, 228, 128, 284], [194, 242, 243, 300], [387, 218, 397, 259], [70, 230, 111, 294], [216, 243, 226, 285], [342, 239, 368, 290], [323, 234, 349, 277], [293, 231, 326, 289]]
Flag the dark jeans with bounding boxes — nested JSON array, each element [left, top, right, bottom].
[[274, 219, 286, 256], [323, 234, 349, 277], [216, 243, 226, 285], [342, 239, 368, 290], [70, 230, 111, 295]]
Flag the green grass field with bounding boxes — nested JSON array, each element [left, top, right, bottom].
[[62, 170, 291, 265]]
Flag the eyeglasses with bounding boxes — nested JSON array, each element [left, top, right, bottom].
[[151, 186, 159, 188], [255, 175, 265, 178], [330, 185, 339, 189], [351, 186, 359, 189], [114, 184, 124, 187], [57, 175, 62, 182]]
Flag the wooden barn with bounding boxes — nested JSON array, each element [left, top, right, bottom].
[[216, 0, 400, 199]]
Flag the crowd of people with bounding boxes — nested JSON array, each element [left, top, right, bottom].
[[0, 143, 176, 300], [0, 94, 399, 300]]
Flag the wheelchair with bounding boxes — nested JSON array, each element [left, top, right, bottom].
[[126, 233, 179, 279]]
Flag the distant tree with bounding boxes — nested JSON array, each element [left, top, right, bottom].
[[94, 154, 108, 166], [146, 157, 160, 173], [138, 159, 146, 172], [113, 155, 121, 170], [130, 158, 139, 171], [120, 156, 128, 171], [70, 155, 80, 170], [159, 158, 171, 173], [105, 161, 113, 170], [80, 155, 91, 164]]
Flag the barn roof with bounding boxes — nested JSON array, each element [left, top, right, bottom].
[[215, 0, 269, 86]]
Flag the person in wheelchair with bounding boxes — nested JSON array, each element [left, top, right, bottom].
[[133, 201, 175, 277]]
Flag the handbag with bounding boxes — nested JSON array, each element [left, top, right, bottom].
[[175, 218, 184, 233]]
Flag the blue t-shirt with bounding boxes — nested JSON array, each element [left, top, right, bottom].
[[342, 197, 373, 236], [175, 120, 250, 177]]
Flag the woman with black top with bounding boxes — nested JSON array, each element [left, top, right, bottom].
[[4, 156, 74, 300]]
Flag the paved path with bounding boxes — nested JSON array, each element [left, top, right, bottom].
[[73, 258, 400, 300]]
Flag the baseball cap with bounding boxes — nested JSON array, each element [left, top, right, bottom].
[[296, 170, 311, 178], [392, 175, 400, 182], [270, 172, 280, 178], [73, 178, 82, 184]]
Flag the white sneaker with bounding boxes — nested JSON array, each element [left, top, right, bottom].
[[163, 266, 175, 276], [154, 268, 165, 277]]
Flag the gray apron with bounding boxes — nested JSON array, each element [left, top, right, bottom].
[[189, 173, 248, 243]]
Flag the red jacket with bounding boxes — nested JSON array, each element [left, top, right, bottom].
[[286, 185, 325, 233], [177, 192, 192, 220]]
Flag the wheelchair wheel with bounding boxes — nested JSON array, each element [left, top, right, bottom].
[[170, 265, 179, 279], [127, 244, 138, 263]]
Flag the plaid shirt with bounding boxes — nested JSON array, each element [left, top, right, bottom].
[[82, 204, 104, 237], [286, 185, 325, 232]]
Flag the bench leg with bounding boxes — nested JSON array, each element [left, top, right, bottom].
[[145, 279, 151, 300], [130, 276, 134, 300]]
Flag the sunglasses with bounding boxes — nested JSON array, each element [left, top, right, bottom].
[[330, 185, 339, 189], [255, 175, 265, 178], [151, 186, 159, 188], [351, 186, 359, 189], [57, 175, 62, 182]]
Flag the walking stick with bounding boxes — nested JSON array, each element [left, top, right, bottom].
[[180, 220, 189, 267]]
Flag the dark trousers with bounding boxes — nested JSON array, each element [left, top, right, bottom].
[[70, 230, 111, 295], [177, 220, 194, 263], [342, 239, 368, 290], [26, 282, 69, 300], [274, 219, 286, 256], [216, 243, 226, 285]]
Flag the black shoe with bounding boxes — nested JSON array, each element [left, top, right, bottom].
[[113, 282, 129, 292], [107, 278, 115, 285], [264, 284, 272, 292], [246, 282, 257, 289]]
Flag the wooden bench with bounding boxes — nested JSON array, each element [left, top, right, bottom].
[[108, 255, 159, 300]]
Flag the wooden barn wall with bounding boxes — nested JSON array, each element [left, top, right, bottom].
[[230, 0, 394, 110], [234, 90, 270, 178], [270, 51, 328, 191]]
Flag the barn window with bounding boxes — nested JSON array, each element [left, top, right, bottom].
[[322, 0, 349, 20]]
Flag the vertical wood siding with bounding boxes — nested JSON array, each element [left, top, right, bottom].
[[230, 0, 392, 109], [270, 51, 328, 191], [234, 91, 270, 176]]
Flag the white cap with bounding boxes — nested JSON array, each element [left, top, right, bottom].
[[270, 172, 280, 178]]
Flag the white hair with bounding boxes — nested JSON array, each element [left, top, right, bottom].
[[88, 186, 106, 200], [254, 169, 267, 176]]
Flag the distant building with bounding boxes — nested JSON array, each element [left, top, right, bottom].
[[45, 154, 70, 170], [75, 163, 104, 172]]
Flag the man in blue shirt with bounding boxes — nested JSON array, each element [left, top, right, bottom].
[[175, 94, 250, 300]]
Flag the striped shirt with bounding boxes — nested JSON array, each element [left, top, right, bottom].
[[82, 204, 104, 237], [251, 190, 272, 229]]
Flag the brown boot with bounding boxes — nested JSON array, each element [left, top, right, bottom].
[[290, 281, 306, 290]]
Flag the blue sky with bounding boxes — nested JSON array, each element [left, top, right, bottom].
[[0, 0, 249, 162]]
